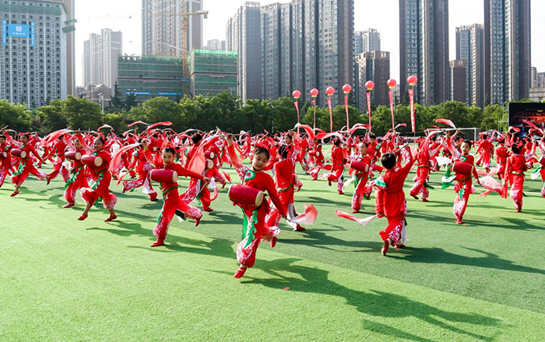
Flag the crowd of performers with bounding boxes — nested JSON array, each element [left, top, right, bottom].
[[1, 119, 544, 277]]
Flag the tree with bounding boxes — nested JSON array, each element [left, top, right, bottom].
[[36, 99, 67, 133], [124, 93, 138, 111], [108, 81, 125, 112], [0, 100, 33, 132], [63, 96, 103, 131], [481, 104, 504, 131]]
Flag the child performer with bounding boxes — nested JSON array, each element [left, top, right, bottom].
[[503, 143, 530, 212], [10, 133, 46, 197], [266, 145, 305, 231], [45, 134, 70, 184], [328, 138, 346, 194], [63, 137, 89, 208], [0, 134, 13, 188], [226, 134, 286, 278], [495, 137, 510, 181], [452, 140, 481, 224], [78, 136, 118, 222], [122, 143, 158, 202], [351, 142, 372, 213], [374, 145, 416, 255], [144, 144, 208, 247]]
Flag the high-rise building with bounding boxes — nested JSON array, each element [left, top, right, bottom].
[[355, 51, 390, 109], [538, 73, 545, 88], [205, 39, 226, 51], [450, 60, 467, 103], [254, 0, 353, 105], [456, 24, 484, 107], [142, 0, 204, 57], [399, 0, 449, 106], [531, 67, 537, 88], [226, 2, 262, 102], [484, 0, 531, 104], [354, 28, 380, 56], [82, 28, 122, 88], [0, 0, 76, 108]]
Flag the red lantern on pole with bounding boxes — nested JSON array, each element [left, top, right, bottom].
[[342, 84, 352, 130], [407, 76, 418, 133], [364, 81, 374, 132], [292, 90, 301, 99], [325, 87, 335, 132], [387, 79, 397, 131], [310, 89, 319, 129]]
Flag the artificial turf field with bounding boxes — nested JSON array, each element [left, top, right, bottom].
[[1, 154, 545, 341]]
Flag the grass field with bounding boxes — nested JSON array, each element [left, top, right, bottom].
[[1, 157, 545, 341]]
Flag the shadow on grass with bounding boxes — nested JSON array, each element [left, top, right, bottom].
[[241, 258, 503, 341], [389, 246, 545, 276], [280, 229, 381, 252]]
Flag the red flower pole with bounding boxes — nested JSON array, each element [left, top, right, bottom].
[[325, 87, 335, 132], [407, 76, 418, 133], [292, 90, 301, 133], [387, 79, 397, 131], [310, 88, 319, 130], [365, 81, 375, 133], [342, 84, 352, 130]]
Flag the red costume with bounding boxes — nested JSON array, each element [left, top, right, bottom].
[[11, 142, 46, 188], [504, 153, 529, 212], [452, 154, 480, 223], [228, 144, 286, 269], [351, 155, 371, 213], [374, 149, 415, 247], [122, 147, 158, 201], [64, 147, 89, 206], [328, 145, 345, 194], [80, 150, 118, 211]]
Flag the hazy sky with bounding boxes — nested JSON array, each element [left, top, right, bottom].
[[75, 0, 545, 87]]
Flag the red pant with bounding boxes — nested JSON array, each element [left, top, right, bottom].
[[154, 188, 202, 242], [453, 180, 473, 221], [48, 157, 70, 183], [237, 205, 279, 268], [64, 166, 89, 204], [410, 167, 430, 200], [11, 159, 46, 186], [508, 174, 524, 211], [80, 171, 117, 210], [352, 174, 369, 211]]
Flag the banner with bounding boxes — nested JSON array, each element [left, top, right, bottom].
[[409, 88, 415, 133], [389, 90, 395, 130], [294, 100, 300, 124], [8, 24, 30, 37], [344, 95, 349, 130], [366, 92, 372, 132], [327, 97, 333, 133]]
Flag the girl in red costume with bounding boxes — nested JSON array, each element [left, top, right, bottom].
[[78, 137, 118, 222], [451, 140, 481, 224], [226, 134, 286, 279], [10, 133, 46, 197], [374, 145, 415, 255], [0, 134, 14, 188], [351, 142, 371, 213], [122, 143, 158, 202], [63, 138, 89, 208], [495, 137, 510, 180], [503, 144, 530, 212], [266, 145, 305, 231], [144, 145, 208, 247], [328, 138, 346, 194]]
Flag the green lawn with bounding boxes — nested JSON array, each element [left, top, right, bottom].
[[1, 160, 544, 341]]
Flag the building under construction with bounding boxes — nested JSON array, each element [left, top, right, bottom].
[[117, 55, 186, 102], [188, 49, 237, 97]]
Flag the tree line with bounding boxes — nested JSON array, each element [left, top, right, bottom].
[[1, 91, 540, 137]]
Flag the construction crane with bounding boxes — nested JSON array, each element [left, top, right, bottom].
[[142, 0, 209, 97]]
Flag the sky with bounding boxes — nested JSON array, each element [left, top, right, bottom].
[[75, 0, 545, 87]]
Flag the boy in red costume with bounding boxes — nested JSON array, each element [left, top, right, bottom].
[[144, 145, 208, 247], [374, 145, 415, 256], [226, 135, 286, 279]]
